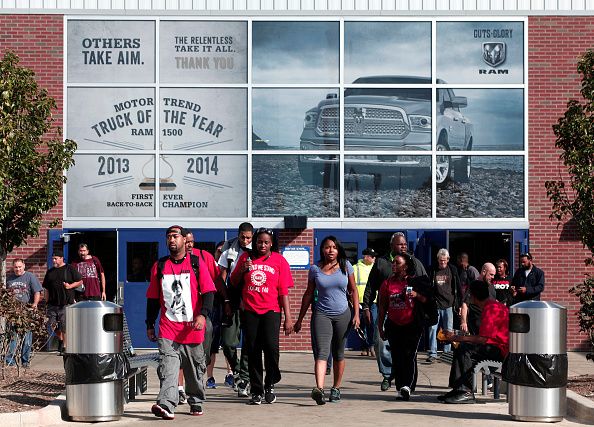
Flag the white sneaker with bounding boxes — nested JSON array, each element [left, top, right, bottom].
[[400, 386, 411, 401]]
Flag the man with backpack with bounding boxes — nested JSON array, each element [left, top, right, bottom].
[[146, 225, 216, 419]]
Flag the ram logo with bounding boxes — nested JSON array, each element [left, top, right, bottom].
[[483, 42, 506, 67]]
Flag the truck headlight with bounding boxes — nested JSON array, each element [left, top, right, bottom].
[[409, 115, 431, 132], [303, 112, 318, 129]]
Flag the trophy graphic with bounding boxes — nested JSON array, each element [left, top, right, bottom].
[[139, 150, 177, 191]]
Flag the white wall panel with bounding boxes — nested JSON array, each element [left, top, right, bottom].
[[463, 0, 477, 9], [342, 0, 355, 8], [423, 0, 436, 9], [234, 0, 247, 9], [328, 0, 341, 7], [125, 0, 138, 8], [436, 0, 448, 8], [545, 0, 558, 8], [395, 0, 408, 8], [315, 0, 328, 9], [84, 0, 98, 8], [275, 0, 288, 9], [355, 0, 367, 8], [572, 0, 585, 8], [410, 0, 422, 8], [111, 0, 125, 8], [261, 0, 274, 8], [450, 0, 463, 9], [44, 0, 57, 8], [246, 0, 260, 7], [559, 0, 572, 7]]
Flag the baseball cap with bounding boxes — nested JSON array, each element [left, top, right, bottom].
[[362, 248, 377, 257]]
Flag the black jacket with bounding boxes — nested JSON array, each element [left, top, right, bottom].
[[362, 252, 427, 309], [511, 265, 545, 302]]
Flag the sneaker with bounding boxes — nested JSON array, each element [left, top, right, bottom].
[[329, 387, 341, 403], [400, 386, 411, 401], [189, 404, 203, 416], [178, 389, 187, 404], [237, 381, 249, 397], [264, 387, 276, 404], [325, 366, 331, 375], [206, 377, 216, 389], [224, 373, 235, 388], [22, 362, 30, 369], [425, 356, 437, 364], [249, 394, 263, 405], [311, 387, 326, 405], [380, 377, 391, 391], [437, 389, 460, 402], [151, 403, 175, 420]]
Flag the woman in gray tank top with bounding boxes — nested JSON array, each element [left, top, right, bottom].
[[294, 235, 360, 405]]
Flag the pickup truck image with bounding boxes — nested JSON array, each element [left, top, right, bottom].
[[298, 76, 473, 187]]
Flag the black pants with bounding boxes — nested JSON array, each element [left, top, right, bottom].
[[243, 310, 281, 396], [448, 342, 503, 391], [386, 319, 423, 391]]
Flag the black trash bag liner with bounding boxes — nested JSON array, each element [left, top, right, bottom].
[[64, 353, 130, 385], [502, 353, 568, 388]]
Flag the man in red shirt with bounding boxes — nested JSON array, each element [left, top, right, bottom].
[[438, 280, 509, 404], [146, 225, 216, 419], [72, 243, 106, 301]]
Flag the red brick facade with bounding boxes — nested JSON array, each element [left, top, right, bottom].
[[2, 15, 593, 350], [0, 15, 63, 280], [529, 16, 594, 351]]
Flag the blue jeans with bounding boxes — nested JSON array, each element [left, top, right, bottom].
[[6, 330, 33, 365], [373, 304, 392, 379], [428, 307, 454, 357]]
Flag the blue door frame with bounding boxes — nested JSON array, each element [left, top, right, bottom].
[[117, 228, 228, 349]]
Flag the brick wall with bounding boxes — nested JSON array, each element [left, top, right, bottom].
[[277, 229, 314, 351], [529, 16, 594, 351], [0, 15, 64, 280]]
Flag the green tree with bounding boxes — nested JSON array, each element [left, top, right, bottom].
[[546, 49, 594, 354], [0, 51, 77, 286]]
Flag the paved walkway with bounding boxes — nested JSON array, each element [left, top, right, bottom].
[[19, 350, 593, 427]]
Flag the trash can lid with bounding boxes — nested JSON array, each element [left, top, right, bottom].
[[510, 300, 566, 310], [67, 301, 122, 310]]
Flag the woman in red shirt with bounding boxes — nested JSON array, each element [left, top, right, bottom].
[[230, 228, 294, 406], [378, 253, 429, 401]]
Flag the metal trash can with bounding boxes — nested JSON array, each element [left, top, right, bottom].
[[64, 301, 128, 422], [503, 301, 568, 422]]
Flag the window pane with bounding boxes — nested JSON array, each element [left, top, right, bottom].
[[343, 87, 432, 151], [252, 155, 339, 217], [160, 88, 247, 151], [344, 155, 431, 218], [67, 20, 155, 84], [159, 21, 247, 84], [67, 154, 155, 217], [438, 88, 524, 151], [253, 88, 339, 150], [437, 155, 524, 218], [159, 154, 247, 217], [127, 242, 158, 282], [436, 21, 524, 84], [67, 87, 156, 151], [345, 21, 431, 83], [252, 21, 339, 84]]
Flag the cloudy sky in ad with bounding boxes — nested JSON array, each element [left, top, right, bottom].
[[252, 21, 339, 84], [453, 88, 524, 150], [252, 88, 337, 149], [437, 21, 524, 84], [344, 22, 432, 83]]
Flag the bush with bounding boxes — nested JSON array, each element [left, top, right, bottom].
[[0, 288, 48, 378], [570, 276, 594, 359]]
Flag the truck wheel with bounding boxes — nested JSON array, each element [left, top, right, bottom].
[[454, 155, 471, 183], [436, 140, 451, 186]]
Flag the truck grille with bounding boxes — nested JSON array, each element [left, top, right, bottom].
[[316, 105, 409, 138]]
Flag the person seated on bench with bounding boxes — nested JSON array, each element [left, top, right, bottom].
[[438, 280, 509, 404]]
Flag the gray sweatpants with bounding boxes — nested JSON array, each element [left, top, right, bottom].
[[311, 308, 351, 362], [157, 338, 206, 412]]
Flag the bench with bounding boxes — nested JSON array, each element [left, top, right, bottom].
[[472, 360, 505, 399], [122, 316, 160, 402]]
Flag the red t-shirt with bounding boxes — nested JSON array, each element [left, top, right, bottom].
[[230, 252, 293, 314], [380, 276, 415, 326], [73, 256, 104, 297], [146, 254, 216, 344], [479, 299, 510, 357], [191, 248, 220, 282]]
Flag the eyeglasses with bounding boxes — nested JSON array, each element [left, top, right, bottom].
[[255, 227, 274, 235]]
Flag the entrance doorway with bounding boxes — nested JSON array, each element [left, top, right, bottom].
[[449, 231, 512, 272]]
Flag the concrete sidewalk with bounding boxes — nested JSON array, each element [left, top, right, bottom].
[[8, 350, 594, 426]]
